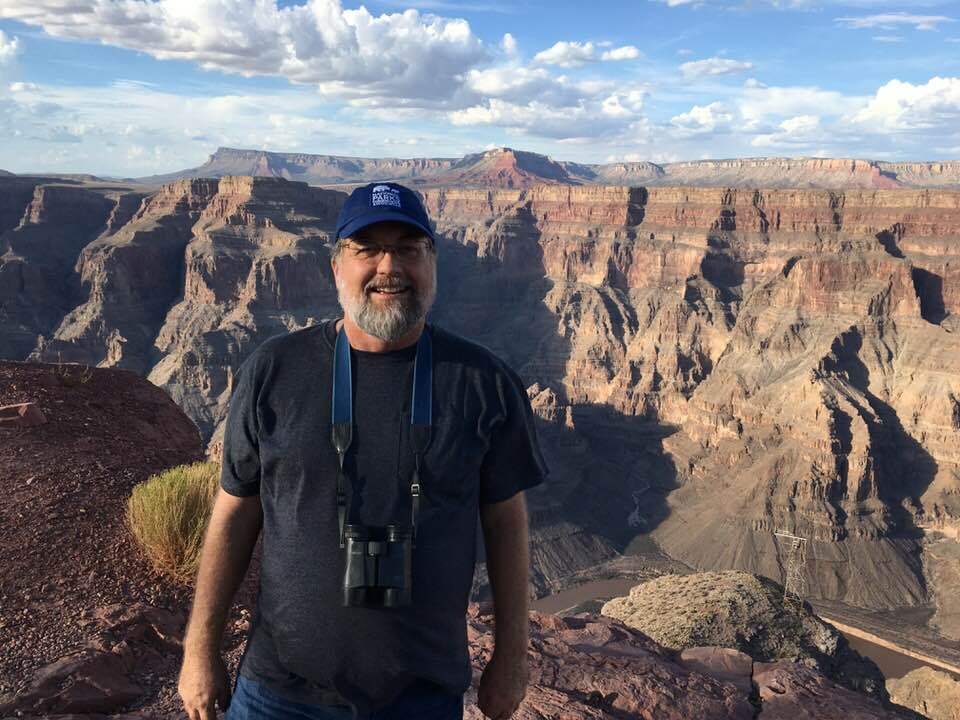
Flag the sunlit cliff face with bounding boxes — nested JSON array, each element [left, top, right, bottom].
[[332, 220, 438, 343]]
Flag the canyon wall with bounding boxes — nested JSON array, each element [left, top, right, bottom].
[[2, 175, 959, 619]]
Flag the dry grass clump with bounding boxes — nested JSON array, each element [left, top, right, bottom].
[[52, 352, 93, 387], [126, 461, 220, 584]]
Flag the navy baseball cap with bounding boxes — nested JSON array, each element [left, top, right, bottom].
[[335, 182, 436, 245]]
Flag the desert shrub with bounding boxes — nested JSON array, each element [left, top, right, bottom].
[[126, 460, 220, 584], [52, 352, 93, 387]]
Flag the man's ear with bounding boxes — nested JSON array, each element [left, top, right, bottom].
[[330, 255, 341, 289]]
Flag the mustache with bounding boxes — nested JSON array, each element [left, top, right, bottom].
[[366, 277, 412, 292]]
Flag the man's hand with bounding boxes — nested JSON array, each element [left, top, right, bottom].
[[178, 651, 232, 720], [477, 651, 528, 719]]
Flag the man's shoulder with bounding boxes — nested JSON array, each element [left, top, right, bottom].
[[245, 321, 330, 367], [430, 323, 517, 378]]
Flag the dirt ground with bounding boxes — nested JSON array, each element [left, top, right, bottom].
[[0, 361, 259, 717]]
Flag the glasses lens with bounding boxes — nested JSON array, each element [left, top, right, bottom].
[[348, 240, 429, 261]]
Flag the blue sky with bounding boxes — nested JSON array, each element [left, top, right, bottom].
[[1, 0, 958, 176]]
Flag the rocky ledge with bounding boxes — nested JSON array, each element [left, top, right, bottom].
[[2, 601, 919, 720]]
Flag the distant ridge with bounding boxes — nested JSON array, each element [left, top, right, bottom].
[[12, 172, 105, 183], [138, 147, 960, 190]]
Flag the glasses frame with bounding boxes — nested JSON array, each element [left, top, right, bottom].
[[340, 237, 434, 264]]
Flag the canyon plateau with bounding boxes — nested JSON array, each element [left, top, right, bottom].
[[141, 147, 960, 190]]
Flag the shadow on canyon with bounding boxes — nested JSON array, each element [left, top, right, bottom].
[[824, 327, 938, 550], [430, 208, 680, 587]]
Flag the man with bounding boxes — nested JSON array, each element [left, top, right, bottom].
[[177, 181, 549, 720]]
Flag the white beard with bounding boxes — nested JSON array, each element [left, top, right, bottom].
[[337, 266, 437, 342]]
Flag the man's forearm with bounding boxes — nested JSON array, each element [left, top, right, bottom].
[[480, 491, 530, 659], [183, 491, 262, 657]]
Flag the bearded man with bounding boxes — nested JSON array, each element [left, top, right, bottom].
[[177, 181, 549, 720]]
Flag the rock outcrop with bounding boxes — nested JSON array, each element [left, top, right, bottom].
[[0, 603, 185, 717], [887, 666, 960, 720], [600, 571, 887, 700], [465, 605, 911, 720], [17, 176, 344, 436], [0, 180, 122, 358]]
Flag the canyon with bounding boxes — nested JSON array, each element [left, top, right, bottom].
[[2, 171, 959, 651]]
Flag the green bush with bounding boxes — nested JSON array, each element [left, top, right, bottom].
[[126, 460, 220, 584]]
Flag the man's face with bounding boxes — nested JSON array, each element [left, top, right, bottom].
[[331, 220, 437, 343]]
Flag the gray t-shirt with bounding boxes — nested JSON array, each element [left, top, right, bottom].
[[220, 318, 548, 718]]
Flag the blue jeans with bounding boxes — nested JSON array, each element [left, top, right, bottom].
[[225, 674, 464, 720]]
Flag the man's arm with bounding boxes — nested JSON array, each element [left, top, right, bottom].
[[178, 489, 262, 720], [480, 491, 530, 657], [477, 490, 531, 719]]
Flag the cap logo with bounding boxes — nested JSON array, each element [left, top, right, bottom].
[[372, 185, 401, 208]]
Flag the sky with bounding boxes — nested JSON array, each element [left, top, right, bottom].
[[0, 0, 958, 176]]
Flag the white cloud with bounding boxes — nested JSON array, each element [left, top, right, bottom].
[[463, 65, 583, 105], [501, 32, 518, 56], [752, 114, 822, 147], [670, 102, 733, 135], [0, 81, 431, 174], [0, 30, 20, 65], [8, 81, 38, 92], [739, 83, 864, 129], [449, 91, 648, 140], [835, 13, 955, 31], [601, 45, 641, 61], [600, 90, 646, 117], [872, 35, 905, 42], [852, 76, 960, 131], [533, 41, 596, 68], [0, 0, 486, 104], [680, 57, 754, 79], [780, 114, 820, 134]]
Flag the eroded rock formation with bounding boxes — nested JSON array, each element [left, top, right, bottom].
[[600, 571, 887, 700]]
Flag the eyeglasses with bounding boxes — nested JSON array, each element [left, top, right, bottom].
[[342, 238, 432, 263]]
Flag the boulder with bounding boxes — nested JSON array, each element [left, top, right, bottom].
[[601, 571, 888, 700], [0, 401, 46, 428], [887, 666, 960, 720]]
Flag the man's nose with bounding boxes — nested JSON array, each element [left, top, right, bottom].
[[375, 247, 402, 273]]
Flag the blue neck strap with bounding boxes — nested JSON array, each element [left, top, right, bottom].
[[330, 322, 433, 547]]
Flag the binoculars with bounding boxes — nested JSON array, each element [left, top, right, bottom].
[[342, 523, 413, 608]]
